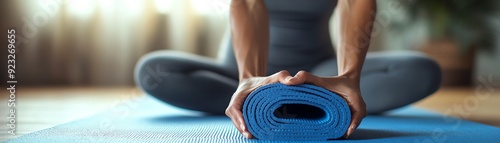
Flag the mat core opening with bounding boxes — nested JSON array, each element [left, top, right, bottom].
[[274, 104, 326, 120]]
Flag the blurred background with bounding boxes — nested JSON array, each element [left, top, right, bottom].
[[1, 0, 500, 140], [1, 0, 499, 87]]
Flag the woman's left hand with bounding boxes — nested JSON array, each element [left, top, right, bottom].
[[281, 71, 367, 138]]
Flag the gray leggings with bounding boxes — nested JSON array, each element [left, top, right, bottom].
[[134, 50, 441, 114]]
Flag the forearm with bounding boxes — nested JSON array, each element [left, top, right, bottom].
[[230, 0, 269, 81], [336, 0, 376, 83]]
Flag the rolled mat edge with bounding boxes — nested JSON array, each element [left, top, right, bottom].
[[242, 83, 351, 140]]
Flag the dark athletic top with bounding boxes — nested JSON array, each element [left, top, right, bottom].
[[224, 0, 338, 75]]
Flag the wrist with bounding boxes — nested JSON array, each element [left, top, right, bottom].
[[239, 68, 266, 82], [337, 72, 360, 81], [240, 75, 254, 82], [335, 74, 361, 88], [239, 72, 260, 82]]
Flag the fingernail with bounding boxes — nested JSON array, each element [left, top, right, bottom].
[[346, 129, 351, 139], [351, 124, 357, 131], [240, 124, 246, 131], [243, 132, 249, 138], [347, 126, 355, 138]]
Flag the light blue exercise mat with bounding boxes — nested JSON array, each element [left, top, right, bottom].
[[6, 95, 500, 143]]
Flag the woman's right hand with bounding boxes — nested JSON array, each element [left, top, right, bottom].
[[225, 70, 299, 139]]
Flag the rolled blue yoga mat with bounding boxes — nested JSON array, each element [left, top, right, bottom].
[[242, 83, 351, 140]]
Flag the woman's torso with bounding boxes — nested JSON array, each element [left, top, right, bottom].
[[223, 0, 337, 75]]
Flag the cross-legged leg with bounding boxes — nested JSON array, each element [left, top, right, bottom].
[[311, 51, 441, 114], [134, 51, 239, 114]]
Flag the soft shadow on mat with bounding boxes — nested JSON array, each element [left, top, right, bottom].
[[148, 115, 429, 141], [147, 115, 229, 123]]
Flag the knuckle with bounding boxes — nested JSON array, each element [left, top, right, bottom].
[[359, 110, 368, 117], [359, 100, 367, 108], [297, 70, 306, 75], [279, 70, 286, 74], [276, 70, 289, 78], [225, 107, 233, 116], [361, 103, 367, 111]]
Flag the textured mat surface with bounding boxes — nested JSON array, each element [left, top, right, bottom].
[[6, 96, 500, 143], [243, 83, 350, 140]]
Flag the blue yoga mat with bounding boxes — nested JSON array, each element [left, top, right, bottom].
[[243, 83, 351, 140], [5, 96, 500, 143]]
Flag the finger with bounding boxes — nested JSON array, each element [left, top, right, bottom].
[[226, 108, 244, 134], [228, 108, 253, 138], [346, 110, 365, 138], [294, 71, 323, 86], [230, 93, 256, 136], [345, 98, 367, 138], [233, 110, 246, 133], [227, 89, 253, 138], [275, 70, 294, 85], [237, 115, 253, 139], [233, 109, 254, 139]]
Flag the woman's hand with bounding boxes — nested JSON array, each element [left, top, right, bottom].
[[226, 70, 366, 139], [285, 71, 367, 138], [225, 70, 293, 139]]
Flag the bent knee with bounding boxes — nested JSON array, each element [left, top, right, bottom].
[[401, 54, 441, 80], [134, 51, 185, 92], [396, 53, 442, 94]]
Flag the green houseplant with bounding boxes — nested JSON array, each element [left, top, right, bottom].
[[395, 0, 499, 86]]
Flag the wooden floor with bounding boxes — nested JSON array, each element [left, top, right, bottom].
[[413, 87, 500, 126], [1, 86, 499, 141]]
